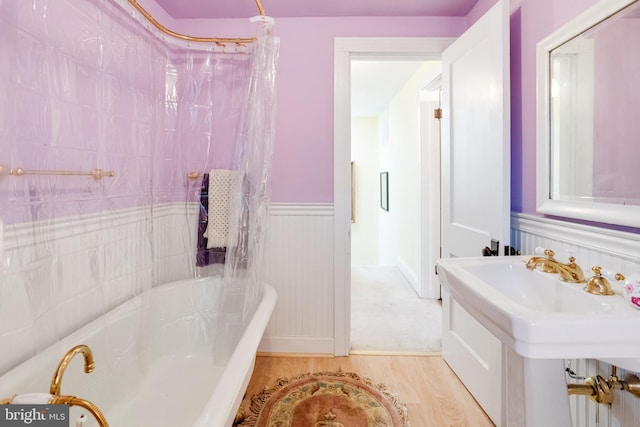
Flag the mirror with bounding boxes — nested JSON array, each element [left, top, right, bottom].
[[536, 0, 640, 227]]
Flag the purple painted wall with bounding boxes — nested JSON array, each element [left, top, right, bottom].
[[3, 0, 630, 219], [172, 16, 467, 202], [511, 0, 600, 213], [592, 14, 640, 202], [173, 0, 609, 208]]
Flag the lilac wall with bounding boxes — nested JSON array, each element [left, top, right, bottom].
[[172, 16, 466, 202], [8, 0, 618, 211], [511, 0, 600, 213], [592, 16, 640, 202], [156, 0, 632, 215]]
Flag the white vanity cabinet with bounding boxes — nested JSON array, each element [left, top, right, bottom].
[[442, 287, 504, 426]]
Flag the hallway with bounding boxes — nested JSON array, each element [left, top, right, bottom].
[[351, 265, 442, 354]]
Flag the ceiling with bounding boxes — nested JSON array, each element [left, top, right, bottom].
[[152, 0, 480, 19], [352, 61, 429, 117]]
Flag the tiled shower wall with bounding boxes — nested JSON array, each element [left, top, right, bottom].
[[0, 204, 198, 374], [511, 213, 640, 427], [0, 0, 247, 374]]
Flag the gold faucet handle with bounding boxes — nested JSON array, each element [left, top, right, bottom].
[[598, 267, 625, 281], [543, 249, 555, 259], [585, 266, 615, 296]]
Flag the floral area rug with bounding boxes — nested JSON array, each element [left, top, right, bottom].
[[235, 370, 409, 427]]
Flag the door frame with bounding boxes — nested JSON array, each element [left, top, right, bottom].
[[333, 37, 455, 356], [419, 75, 443, 299]]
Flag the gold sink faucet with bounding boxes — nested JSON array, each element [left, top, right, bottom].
[[525, 249, 586, 283]]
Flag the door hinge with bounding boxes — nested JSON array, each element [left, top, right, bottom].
[[434, 108, 442, 119]]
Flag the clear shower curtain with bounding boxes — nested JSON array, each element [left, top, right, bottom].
[[216, 33, 280, 361], [0, 0, 278, 375]]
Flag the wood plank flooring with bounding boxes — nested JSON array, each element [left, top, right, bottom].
[[239, 354, 495, 427]]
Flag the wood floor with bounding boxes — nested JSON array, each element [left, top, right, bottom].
[[239, 354, 495, 427]]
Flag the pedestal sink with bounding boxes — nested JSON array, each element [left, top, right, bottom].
[[437, 256, 640, 426]]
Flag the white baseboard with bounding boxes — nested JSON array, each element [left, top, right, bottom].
[[397, 257, 419, 295], [258, 337, 335, 354]]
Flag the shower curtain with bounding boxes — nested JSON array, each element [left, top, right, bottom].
[[217, 33, 280, 360], [168, 22, 280, 361], [0, 0, 278, 374]]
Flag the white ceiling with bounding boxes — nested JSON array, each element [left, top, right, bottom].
[[351, 60, 431, 117]]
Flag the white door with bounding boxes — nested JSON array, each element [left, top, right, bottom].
[[441, 0, 511, 259], [440, 1, 510, 426]]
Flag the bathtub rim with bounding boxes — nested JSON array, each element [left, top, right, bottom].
[[192, 281, 277, 427]]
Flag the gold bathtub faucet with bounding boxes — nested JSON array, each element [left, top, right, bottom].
[[0, 344, 109, 427], [50, 344, 95, 396], [49, 344, 109, 427], [525, 249, 586, 283]]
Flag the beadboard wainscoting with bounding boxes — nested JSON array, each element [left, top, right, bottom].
[[512, 213, 640, 427], [258, 203, 335, 354]]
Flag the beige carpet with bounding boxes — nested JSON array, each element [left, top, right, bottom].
[[351, 265, 442, 354]]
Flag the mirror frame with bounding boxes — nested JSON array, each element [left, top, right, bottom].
[[536, 0, 640, 227]]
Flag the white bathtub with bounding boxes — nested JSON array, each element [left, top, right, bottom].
[[0, 277, 277, 427]]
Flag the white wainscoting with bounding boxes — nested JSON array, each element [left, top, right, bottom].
[[512, 213, 640, 427], [258, 203, 335, 354]]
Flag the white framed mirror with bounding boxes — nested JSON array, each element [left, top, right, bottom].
[[536, 0, 640, 227]]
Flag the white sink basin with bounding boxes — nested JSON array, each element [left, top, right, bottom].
[[437, 256, 640, 362]]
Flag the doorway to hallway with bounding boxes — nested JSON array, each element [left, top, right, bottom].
[[349, 57, 444, 354], [334, 37, 455, 356]]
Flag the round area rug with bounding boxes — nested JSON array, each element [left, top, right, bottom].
[[237, 370, 409, 427]]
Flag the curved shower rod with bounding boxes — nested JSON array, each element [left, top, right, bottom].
[[127, 0, 267, 45]]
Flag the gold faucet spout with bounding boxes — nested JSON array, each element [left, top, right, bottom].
[[525, 249, 586, 283], [51, 395, 109, 427], [2, 344, 108, 426], [561, 257, 586, 283], [50, 344, 95, 396]]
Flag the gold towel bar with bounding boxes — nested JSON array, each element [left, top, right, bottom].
[[9, 168, 115, 180], [187, 172, 203, 180]]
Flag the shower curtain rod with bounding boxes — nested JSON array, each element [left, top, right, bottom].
[[127, 0, 267, 45]]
